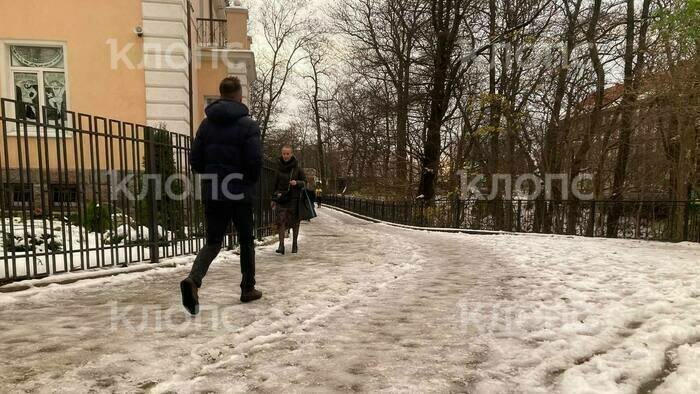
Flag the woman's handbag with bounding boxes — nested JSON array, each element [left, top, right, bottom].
[[299, 188, 318, 221]]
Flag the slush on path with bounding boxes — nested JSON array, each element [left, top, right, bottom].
[[0, 209, 699, 392]]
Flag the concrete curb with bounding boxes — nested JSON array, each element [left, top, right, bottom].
[[324, 205, 503, 235], [0, 260, 192, 293], [323, 205, 607, 240]]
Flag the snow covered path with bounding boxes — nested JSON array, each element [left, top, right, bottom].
[[1, 208, 699, 393]]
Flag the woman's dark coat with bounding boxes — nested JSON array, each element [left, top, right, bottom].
[[272, 156, 307, 208]]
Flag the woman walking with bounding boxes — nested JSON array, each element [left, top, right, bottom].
[[272, 145, 307, 254]]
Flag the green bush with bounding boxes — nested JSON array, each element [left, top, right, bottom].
[[138, 125, 185, 238], [43, 235, 63, 252], [83, 202, 112, 233], [2, 232, 42, 253]]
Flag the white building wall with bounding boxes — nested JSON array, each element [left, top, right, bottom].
[[141, 0, 191, 136]]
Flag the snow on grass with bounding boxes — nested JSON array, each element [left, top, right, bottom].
[[1, 215, 199, 280]]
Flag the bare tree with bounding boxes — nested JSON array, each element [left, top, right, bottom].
[[301, 35, 333, 186], [283, 0, 698, 233], [333, 0, 427, 187], [606, 0, 652, 237], [415, 0, 471, 201], [255, 0, 316, 142], [566, 0, 606, 234]]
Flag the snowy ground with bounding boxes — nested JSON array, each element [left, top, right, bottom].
[[0, 213, 196, 282], [0, 208, 699, 393], [1, 215, 190, 280]]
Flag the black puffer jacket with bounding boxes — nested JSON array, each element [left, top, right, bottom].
[[273, 156, 307, 203], [190, 99, 262, 201]]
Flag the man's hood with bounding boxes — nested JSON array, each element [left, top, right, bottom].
[[205, 99, 249, 124]]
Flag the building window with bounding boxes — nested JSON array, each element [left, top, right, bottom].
[[51, 185, 78, 206], [9, 45, 67, 123], [4, 183, 34, 206]]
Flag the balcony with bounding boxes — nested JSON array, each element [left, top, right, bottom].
[[196, 18, 227, 48]]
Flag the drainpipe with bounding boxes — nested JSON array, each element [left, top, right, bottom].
[[187, 0, 194, 138]]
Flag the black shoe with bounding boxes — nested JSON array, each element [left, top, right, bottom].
[[276, 245, 285, 255], [292, 244, 298, 253], [240, 288, 263, 303], [180, 277, 199, 315]]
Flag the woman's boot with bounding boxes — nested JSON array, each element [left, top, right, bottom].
[[292, 223, 299, 253]]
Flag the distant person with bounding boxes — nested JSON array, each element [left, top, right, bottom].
[[315, 182, 323, 208], [307, 181, 317, 214], [180, 76, 263, 315], [271, 145, 307, 254]]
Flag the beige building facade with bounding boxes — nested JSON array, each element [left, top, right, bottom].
[[0, 0, 254, 134], [0, 0, 255, 206]]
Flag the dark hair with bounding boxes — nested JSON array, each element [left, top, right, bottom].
[[219, 77, 242, 98]]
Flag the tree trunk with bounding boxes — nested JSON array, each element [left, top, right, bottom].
[[487, 0, 505, 229], [567, 0, 604, 235], [606, 0, 651, 237], [311, 80, 326, 186], [539, 0, 581, 233], [417, 1, 466, 202]]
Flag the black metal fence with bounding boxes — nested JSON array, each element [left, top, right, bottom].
[[324, 195, 700, 242], [0, 98, 276, 284]]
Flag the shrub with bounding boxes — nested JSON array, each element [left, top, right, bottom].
[[83, 202, 111, 233]]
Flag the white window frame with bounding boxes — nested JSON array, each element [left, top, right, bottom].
[[0, 40, 72, 137]]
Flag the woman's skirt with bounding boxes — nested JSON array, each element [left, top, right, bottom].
[[275, 199, 299, 228]]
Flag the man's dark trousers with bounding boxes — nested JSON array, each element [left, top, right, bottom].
[[188, 200, 255, 289]]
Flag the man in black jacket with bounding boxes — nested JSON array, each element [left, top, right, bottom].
[[180, 77, 263, 315]]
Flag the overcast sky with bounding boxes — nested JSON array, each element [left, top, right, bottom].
[[239, 0, 339, 129]]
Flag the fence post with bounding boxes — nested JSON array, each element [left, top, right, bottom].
[[683, 200, 690, 241], [517, 200, 522, 232], [453, 198, 461, 228], [256, 173, 263, 241], [420, 200, 425, 227], [588, 200, 596, 237], [146, 127, 159, 264]]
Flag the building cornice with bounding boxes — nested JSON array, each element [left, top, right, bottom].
[[196, 48, 256, 82]]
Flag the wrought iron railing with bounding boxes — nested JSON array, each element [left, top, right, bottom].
[[196, 18, 227, 48], [324, 195, 700, 243], [0, 98, 275, 284]]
